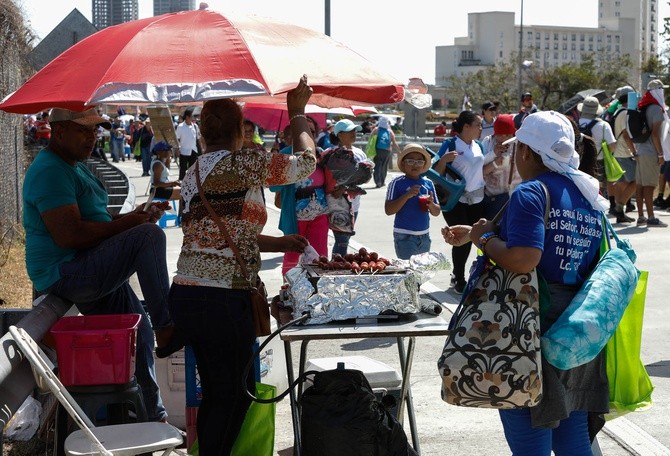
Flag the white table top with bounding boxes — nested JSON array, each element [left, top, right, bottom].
[[279, 311, 450, 342]]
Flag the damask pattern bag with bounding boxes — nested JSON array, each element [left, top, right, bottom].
[[437, 256, 543, 408], [437, 183, 549, 409]]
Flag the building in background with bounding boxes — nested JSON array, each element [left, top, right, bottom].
[[92, 0, 139, 29], [28, 9, 98, 71], [154, 0, 196, 16], [436, 0, 659, 89]]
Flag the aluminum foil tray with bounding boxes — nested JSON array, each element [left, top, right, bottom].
[[284, 266, 420, 325]]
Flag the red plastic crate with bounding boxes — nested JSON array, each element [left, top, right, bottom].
[[50, 314, 141, 387]]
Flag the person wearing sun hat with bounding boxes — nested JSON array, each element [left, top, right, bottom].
[[443, 110, 609, 454], [384, 143, 441, 259], [577, 96, 617, 211]]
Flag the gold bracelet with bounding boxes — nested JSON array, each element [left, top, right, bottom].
[[289, 114, 307, 122]]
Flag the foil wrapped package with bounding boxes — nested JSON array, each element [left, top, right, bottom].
[[284, 266, 420, 325], [392, 251, 451, 284]]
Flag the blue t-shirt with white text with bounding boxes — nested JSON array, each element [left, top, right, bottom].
[[499, 173, 603, 285]]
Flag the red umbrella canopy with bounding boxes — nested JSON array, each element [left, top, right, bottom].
[[0, 9, 404, 114]]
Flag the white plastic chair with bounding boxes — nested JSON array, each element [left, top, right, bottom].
[[9, 325, 183, 456]]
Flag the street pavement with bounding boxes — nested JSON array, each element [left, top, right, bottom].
[[117, 158, 670, 456]]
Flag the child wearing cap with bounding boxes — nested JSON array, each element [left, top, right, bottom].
[[385, 144, 441, 260]]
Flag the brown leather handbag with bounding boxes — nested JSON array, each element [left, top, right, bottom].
[[195, 161, 271, 336]]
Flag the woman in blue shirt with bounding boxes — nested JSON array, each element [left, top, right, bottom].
[[443, 111, 609, 456]]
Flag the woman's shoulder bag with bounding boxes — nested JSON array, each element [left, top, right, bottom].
[[437, 183, 549, 409]]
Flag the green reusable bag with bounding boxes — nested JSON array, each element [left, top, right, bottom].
[[365, 133, 377, 159], [188, 382, 277, 455], [232, 382, 276, 455], [605, 270, 654, 420], [132, 140, 142, 157], [602, 140, 625, 182]]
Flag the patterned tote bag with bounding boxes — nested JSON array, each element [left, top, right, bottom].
[[437, 183, 549, 409], [437, 256, 543, 408]]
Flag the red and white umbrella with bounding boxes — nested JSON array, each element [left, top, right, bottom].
[[0, 9, 404, 114], [242, 101, 378, 131]]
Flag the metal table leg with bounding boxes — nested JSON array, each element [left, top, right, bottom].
[[297, 340, 310, 401], [283, 340, 301, 456], [397, 336, 420, 454]]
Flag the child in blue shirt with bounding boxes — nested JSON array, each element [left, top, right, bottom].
[[385, 144, 441, 259]]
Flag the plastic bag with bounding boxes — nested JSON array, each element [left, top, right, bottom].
[[299, 244, 320, 264], [606, 270, 654, 420], [4, 396, 42, 441]]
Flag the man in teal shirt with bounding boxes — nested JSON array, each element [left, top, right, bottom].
[[23, 107, 176, 422]]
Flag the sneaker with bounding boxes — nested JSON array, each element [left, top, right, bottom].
[[646, 217, 668, 227], [626, 202, 636, 213], [453, 280, 467, 295], [653, 196, 665, 207], [616, 213, 635, 223], [660, 199, 670, 209], [636, 217, 647, 226]]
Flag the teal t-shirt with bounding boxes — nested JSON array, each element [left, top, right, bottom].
[[23, 149, 112, 291]]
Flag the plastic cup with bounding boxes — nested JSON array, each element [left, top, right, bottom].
[[418, 195, 430, 212]]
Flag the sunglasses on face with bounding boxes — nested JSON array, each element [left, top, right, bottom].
[[403, 158, 426, 166]]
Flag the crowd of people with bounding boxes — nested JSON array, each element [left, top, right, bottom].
[[21, 75, 665, 455]]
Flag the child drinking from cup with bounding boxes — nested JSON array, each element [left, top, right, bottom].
[[385, 144, 441, 259]]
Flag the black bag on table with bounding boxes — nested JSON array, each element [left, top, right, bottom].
[[300, 368, 417, 456]]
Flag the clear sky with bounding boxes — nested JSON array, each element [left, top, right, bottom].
[[15, 0, 670, 85]]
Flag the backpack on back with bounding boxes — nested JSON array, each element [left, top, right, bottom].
[[601, 107, 625, 136], [579, 119, 599, 137], [626, 105, 652, 143]]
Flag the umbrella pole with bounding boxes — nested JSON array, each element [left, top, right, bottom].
[[275, 111, 284, 146]]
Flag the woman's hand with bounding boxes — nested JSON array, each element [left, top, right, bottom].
[[279, 234, 309, 253], [440, 151, 458, 164], [469, 218, 496, 244], [287, 75, 313, 115], [442, 225, 472, 247]]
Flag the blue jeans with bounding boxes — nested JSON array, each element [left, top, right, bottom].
[[110, 138, 123, 162], [499, 409, 592, 456], [141, 146, 152, 174], [393, 232, 431, 260], [332, 211, 358, 258], [169, 284, 256, 455], [46, 223, 172, 421]]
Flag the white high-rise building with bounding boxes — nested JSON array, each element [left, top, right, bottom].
[[435, 0, 659, 90]]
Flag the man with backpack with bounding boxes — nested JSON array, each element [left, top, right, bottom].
[[577, 96, 617, 213], [632, 79, 669, 227], [609, 87, 639, 223]]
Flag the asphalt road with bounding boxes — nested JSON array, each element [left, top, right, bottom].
[[122, 160, 670, 456]]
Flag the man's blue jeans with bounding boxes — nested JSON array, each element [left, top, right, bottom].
[[46, 223, 171, 421], [169, 284, 256, 455], [499, 408, 592, 456]]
